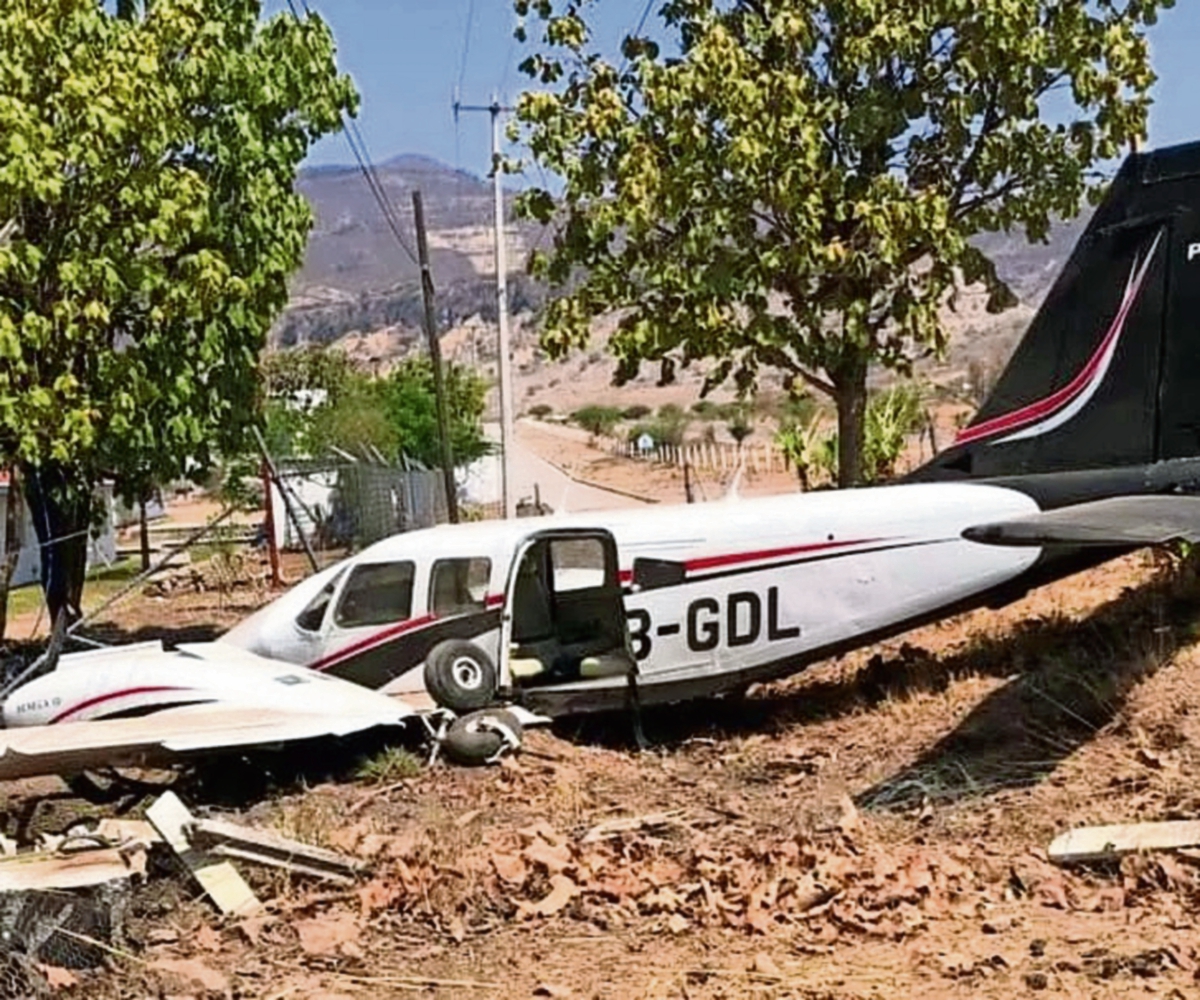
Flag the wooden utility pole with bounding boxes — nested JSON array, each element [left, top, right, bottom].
[[411, 190, 459, 524]]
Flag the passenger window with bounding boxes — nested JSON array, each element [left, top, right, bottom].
[[429, 558, 491, 616], [334, 561, 415, 628], [550, 538, 608, 592], [295, 570, 344, 633]]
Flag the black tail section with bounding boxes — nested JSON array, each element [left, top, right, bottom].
[[918, 140, 1200, 481]]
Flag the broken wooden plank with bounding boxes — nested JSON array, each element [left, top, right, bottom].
[[207, 844, 354, 885], [188, 817, 363, 879], [147, 791, 262, 917], [581, 809, 688, 844], [1049, 820, 1200, 865], [0, 847, 146, 892]]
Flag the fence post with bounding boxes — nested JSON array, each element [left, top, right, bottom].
[[261, 460, 282, 588]]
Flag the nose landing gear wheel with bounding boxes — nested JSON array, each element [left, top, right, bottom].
[[442, 709, 525, 766], [423, 640, 498, 713]]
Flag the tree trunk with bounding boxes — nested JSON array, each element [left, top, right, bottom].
[[0, 471, 23, 644], [139, 498, 151, 572], [22, 464, 92, 626], [833, 360, 869, 488]]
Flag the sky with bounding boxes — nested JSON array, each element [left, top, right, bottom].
[[280, 1, 1200, 181]]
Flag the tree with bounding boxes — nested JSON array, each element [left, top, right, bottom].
[[0, 0, 356, 620], [512, 0, 1170, 485], [263, 349, 491, 470], [375, 358, 492, 469], [572, 405, 622, 436]]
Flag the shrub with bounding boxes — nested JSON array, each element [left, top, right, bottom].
[[572, 405, 623, 436], [528, 403, 554, 419]]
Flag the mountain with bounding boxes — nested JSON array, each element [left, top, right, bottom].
[[278, 153, 1098, 370], [272, 155, 545, 350]]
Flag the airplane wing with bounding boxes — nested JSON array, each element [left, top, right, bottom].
[[0, 694, 413, 781], [962, 495, 1200, 548]]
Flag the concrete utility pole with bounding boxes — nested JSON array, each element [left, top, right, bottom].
[[411, 189, 460, 524], [454, 97, 517, 519]]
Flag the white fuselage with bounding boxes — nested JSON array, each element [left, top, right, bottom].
[[221, 481, 1042, 709]]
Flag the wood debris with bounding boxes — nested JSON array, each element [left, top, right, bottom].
[[189, 815, 364, 884], [147, 791, 263, 918], [1049, 819, 1200, 865], [580, 809, 688, 843]]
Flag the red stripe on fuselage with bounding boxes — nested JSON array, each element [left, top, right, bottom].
[[683, 538, 882, 573], [51, 685, 191, 724], [310, 538, 886, 671], [310, 613, 438, 672]]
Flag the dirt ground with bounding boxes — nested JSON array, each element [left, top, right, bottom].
[[6, 446, 1200, 998], [38, 548, 1200, 1000]]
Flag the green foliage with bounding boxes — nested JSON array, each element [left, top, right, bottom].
[[621, 404, 652, 420], [777, 385, 924, 486], [261, 347, 357, 401], [572, 404, 622, 436], [377, 358, 491, 468], [354, 746, 423, 783], [861, 384, 927, 482], [776, 415, 836, 491], [630, 404, 691, 447], [654, 404, 691, 446], [512, 0, 1169, 485], [728, 415, 754, 445], [266, 353, 490, 469], [0, 0, 355, 616]]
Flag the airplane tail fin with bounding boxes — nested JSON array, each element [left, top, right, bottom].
[[916, 140, 1200, 481]]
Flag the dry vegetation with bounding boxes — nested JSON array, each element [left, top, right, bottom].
[[1, 544, 1194, 999]]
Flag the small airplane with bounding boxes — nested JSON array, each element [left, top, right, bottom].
[[217, 138, 1200, 721], [3, 138, 1200, 779]]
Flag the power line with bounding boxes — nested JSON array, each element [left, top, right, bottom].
[[619, 0, 657, 74], [457, 0, 477, 99], [285, 0, 419, 268]]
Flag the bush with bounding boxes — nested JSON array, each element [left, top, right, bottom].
[[861, 385, 926, 482], [621, 404, 652, 420], [691, 399, 737, 421], [572, 405, 623, 436], [650, 404, 690, 446], [528, 403, 554, 419]]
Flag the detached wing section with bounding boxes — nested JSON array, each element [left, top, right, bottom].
[[963, 495, 1200, 548]]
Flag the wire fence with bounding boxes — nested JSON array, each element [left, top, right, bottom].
[[272, 459, 449, 553]]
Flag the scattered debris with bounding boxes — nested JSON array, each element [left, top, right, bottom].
[[0, 847, 146, 893], [189, 815, 364, 884], [147, 791, 262, 918], [1049, 820, 1200, 865], [580, 809, 687, 843]]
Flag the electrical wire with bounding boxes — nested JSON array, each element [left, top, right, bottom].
[[619, 0, 657, 74], [286, 0, 420, 268], [457, 0, 477, 100]]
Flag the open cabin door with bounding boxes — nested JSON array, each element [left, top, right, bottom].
[[498, 529, 636, 691]]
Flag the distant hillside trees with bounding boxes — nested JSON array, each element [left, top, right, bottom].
[[512, 0, 1170, 485], [0, 0, 355, 621], [262, 348, 491, 469]]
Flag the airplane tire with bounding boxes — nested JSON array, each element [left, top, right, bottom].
[[442, 709, 525, 766], [423, 640, 498, 712]]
